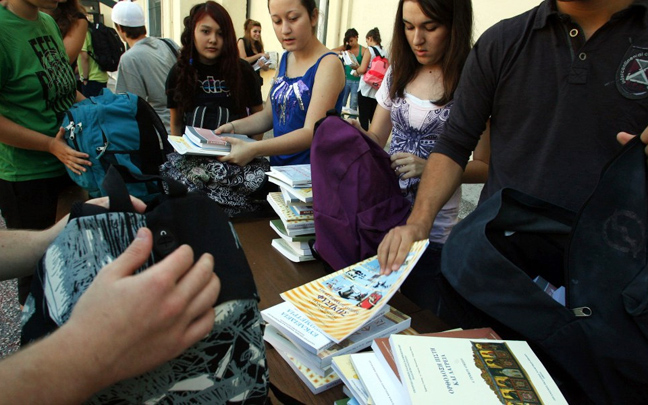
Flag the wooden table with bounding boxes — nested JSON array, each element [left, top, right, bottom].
[[234, 218, 449, 404]]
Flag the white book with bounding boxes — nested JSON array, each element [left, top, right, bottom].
[[269, 219, 313, 250], [266, 164, 312, 187], [275, 350, 342, 394], [265, 306, 409, 370], [332, 355, 372, 405], [261, 301, 334, 355], [280, 187, 312, 207], [264, 325, 335, 377], [350, 352, 406, 405], [390, 335, 568, 405], [342, 50, 359, 66], [271, 238, 315, 262], [268, 178, 313, 203]]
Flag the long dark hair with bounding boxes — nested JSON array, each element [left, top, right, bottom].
[[390, 0, 473, 105], [343, 28, 359, 50], [173, 1, 243, 115], [243, 18, 264, 54], [49, 0, 86, 37]]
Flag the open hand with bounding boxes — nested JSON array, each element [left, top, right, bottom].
[[50, 127, 92, 175]]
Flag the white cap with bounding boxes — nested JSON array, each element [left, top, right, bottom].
[[112, 1, 145, 28]]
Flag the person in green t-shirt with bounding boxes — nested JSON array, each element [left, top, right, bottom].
[[0, 0, 92, 302]]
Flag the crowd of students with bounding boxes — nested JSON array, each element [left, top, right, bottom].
[[1, 0, 647, 402]]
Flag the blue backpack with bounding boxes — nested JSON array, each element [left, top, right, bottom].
[[63, 89, 171, 201]]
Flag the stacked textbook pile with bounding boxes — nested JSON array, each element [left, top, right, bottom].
[[266, 164, 315, 262], [333, 327, 569, 405], [168, 126, 255, 156], [262, 240, 430, 394]]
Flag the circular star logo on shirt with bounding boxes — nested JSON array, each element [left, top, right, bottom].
[[617, 46, 648, 99]]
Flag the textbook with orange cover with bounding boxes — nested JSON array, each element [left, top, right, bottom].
[[280, 239, 429, 343]]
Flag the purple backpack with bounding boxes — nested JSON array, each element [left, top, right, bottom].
[[311, 114, 410, 270]]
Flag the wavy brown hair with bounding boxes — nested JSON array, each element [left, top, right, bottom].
[[172, 1, 243, 115], [389, 0, 473, 105], [243, 18, 264, 54], [49, 0, 86, 37]]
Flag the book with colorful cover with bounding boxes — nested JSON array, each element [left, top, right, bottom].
[[350, 352, 406, 405], [280, 187, 312, 206], [184, 126, 229, 146], [271, 238, 315, 262], [371, 327, 502, 384], [390, 335, 568, 405], [267, 164, 312, 187], [332, 354, 371, 405], [281, 240, 429, 343], [289, 204, 314, 216], [275, 350, 342, 394], [269, 219, 313, 250], [267, 192, 315, 232]]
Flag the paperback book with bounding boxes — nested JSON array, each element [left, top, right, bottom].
[[269, 219, 313, 250], [264, 306, 411, 371], [271, 238, 314, 262], [264, 325, 335, 377], [390, 335, 568, 405], [268, 178, 313, 203], [350, 352, 405, 405], [168, 133, 254, 156], [275, 350, 342, 394], [266, 164, 312, 187], [280, 187, 312, 207], [332, 354, 371, 405], [267, 192, 315, 234], [280, 240, 429, 342], [371, 327, 502, 384]]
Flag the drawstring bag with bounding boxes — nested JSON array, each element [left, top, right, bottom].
[[21, 166, 269, 404], [441, 137, 648, 404]]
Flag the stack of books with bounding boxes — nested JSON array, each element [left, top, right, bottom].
[[333, 327, 569, 405], [266, 164, 315, 262], [262, 241, 429, 395], [168, 125, 255, 156]]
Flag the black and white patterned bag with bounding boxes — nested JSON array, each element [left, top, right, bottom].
[[21, 166, 269, 404]]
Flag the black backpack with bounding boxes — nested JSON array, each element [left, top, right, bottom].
[[22, 166, 268, 403], [88, 22, 125, 72], [441, 137, 648, 404]]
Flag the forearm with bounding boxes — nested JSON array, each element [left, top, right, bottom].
[[407, 153, 464, 232], [0, 323, 110, 403], [0, 115, 56, 153], [229, 105, 273, 136], [80, 53, 90, 80], [0, 218, 67, 280], [247, 127, 312, 159]]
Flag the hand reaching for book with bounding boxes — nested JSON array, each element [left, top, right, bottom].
[[50, 127, 92, 175]]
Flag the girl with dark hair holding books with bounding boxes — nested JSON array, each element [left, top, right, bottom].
[[166, 1, 263, 136], [162, 1, 267, 217]]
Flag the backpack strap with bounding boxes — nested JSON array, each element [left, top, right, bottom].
[[160, 38, 178, 58]]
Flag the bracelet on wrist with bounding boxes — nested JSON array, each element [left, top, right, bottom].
[[230, 122, 236, 133]]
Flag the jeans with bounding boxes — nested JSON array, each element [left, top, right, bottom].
[[342, 79, 359, 110]]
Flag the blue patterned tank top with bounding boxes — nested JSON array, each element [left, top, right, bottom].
[[270, 52, 344, 166]]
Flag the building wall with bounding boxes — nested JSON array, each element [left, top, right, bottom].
[[100, 0, 541, 56]]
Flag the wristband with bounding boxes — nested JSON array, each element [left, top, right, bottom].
[[230, 122, 236, 133]]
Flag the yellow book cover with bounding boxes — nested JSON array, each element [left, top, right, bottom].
[[267, 192, 314, 225], [280, 239, 429, 343]]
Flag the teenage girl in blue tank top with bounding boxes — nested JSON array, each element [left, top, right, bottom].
[[216, 0, 344, 167]]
